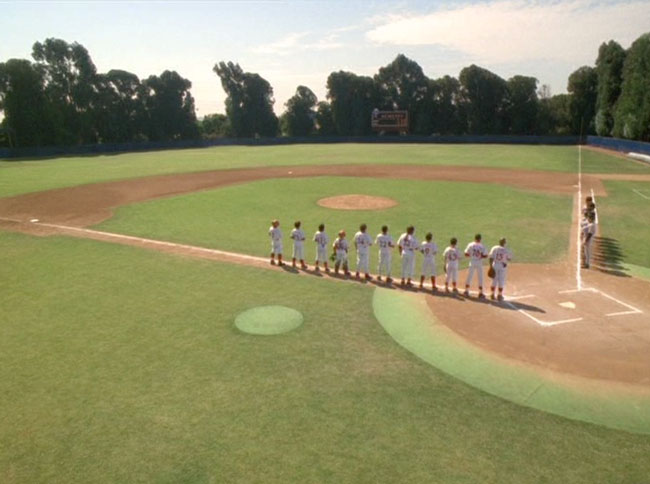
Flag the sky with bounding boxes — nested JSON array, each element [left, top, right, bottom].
[[2, 0, 649, 117]]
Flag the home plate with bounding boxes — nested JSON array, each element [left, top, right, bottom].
[[559, 301, 576, 309]]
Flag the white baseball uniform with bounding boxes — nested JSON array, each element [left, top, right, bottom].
[[465, 241, 488, 288], [397, 233, 418, 279], [333, 237, 349, 265], [419, 241, 438, 277], [375, 233, 393, 277], [489, 245, 512, 289], [313, 230, 330, 263], [290, 228, 306, 260], [354, 231, 373, 274], [443, 246, 460, 284], [268, 226, 283, 255]]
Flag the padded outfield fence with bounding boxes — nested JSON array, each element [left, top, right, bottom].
[[0, 135, 579, 160], [2, 134, 649, 160], [587, 135, 650, 156]]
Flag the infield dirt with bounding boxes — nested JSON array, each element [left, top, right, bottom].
[[1, 163, 649, 389]]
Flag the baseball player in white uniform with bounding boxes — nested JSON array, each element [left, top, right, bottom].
[[583, 213, 597, 268], [268, 219, 284, 266], [290, 221, 307, 269], [332, 230, 351, 276], [443, 237, 460, 293], [464, 233, 488, 298], [419, 232, 438, 291], [354, 223, 373, 280], [397, 225, 418, 287], [313, 223, 330, 273], [375, 225, 394, 283], [488, 237, 512, 301]]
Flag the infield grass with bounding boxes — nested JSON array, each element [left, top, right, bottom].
[[2, 230, 650, 483], [597, 180, 650, 271], [2, 144, 648, 197], [96, 177, 571, 269]]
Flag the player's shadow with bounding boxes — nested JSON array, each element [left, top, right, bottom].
[[279, 265, 300, 274], [499, 301, 546, 313], [593, 236, 630, 277]]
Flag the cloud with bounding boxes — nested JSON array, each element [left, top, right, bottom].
[[365, 0, 650, 65], [252, 32, 309, 55], [252, 32, 344, 56]]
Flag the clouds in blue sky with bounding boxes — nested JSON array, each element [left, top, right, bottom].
[[1, 0, 649, 116]]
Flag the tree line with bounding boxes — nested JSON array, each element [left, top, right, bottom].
[[1, 34, 649, 148]]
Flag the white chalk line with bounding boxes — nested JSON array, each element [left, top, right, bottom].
[[23, 220, 645, 323], [504, 300, 583, 327], [35, 222, 269, 263], [0, 216, 24, 224], [576, 145, 583, 291], [632, 188, 650, 200]]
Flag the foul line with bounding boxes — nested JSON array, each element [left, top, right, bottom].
[[632, 188, 650, 200], [19, 220, 645, 323], [576, 145, 583, 291], [34, 222, 269, 263]]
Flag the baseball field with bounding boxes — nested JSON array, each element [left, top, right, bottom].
[[1, 144, 650, 483]]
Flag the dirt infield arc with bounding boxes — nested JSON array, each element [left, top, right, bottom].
[[1, 163, 650, 390]]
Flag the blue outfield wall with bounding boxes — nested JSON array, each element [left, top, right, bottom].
[[0, 135, 579, 160], [587, 135, 650, 156]]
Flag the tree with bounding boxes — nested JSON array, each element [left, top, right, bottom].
[[282, 85, 317, 136], [94, 69, 148, 143], [567, 66, 598, 136], [613, 33, 650, 140], [0, 58, 56, 147], [32, 38, 99, 145], [506, 75, 539, 134], [142, 70, 199, 141], [374, 54, 432, 134], [213, 62, 278, 138], [326, 71, 379, 135], [458, 65, 509, 134], [314, 101, 336, 135], [594, 40, 626, 136], [199, 113, 230, 139], [538, 94, 572, 135], [430, 76, 462, 134]]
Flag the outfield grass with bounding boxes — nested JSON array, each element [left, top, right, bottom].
[[597, 180, 650, 271], [2, 230, 650, 483], [96, 177, 571, 268], [2, 144, 648, 197]]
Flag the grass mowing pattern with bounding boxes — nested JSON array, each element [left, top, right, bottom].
[[2, 144, 648, 197], [2, 231, 650, 483], [597, 180, 650, 270], [97, 177, 571, 270], [373, 287, 650, 434]]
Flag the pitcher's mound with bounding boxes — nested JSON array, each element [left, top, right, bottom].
[[318, 194, 398, 210]]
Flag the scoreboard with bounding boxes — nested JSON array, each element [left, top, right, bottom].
[[371, 109, 409, 133]]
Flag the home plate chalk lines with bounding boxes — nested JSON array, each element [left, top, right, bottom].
[[504, 288, 643, 328]]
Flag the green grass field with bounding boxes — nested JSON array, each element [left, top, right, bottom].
[[2, 144, 648, 197], [597, 180, 650, 273], [2, 231, 650, 483], [2, 144, 650, 483], [97, 176, 571, 268]]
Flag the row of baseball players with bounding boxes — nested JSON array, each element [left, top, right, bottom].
[[268, 220, 513, 300]]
